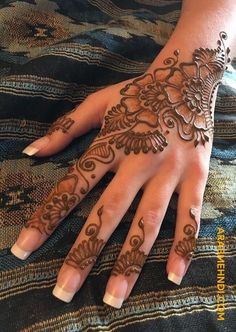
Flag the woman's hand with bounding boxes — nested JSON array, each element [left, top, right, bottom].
[[11, 32, 230, 308]]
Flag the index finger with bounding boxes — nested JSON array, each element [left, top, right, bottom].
[[11, 140, 116, 259]]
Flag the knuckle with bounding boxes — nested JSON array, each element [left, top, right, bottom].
[[143, 209, 162, 229], [165, 150, 182, 171], [191, 159, 209, 178], [104, 192, 124, 215], [170, 151, 181, 166]]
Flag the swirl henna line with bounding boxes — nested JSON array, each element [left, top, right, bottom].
[[65, 206, 106, 269], [174, 208, 198, 260], [96, 31, 230, 153], [111, 218, 148, 276], [75, 141, 116, 194]]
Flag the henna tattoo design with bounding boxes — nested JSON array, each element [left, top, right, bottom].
[[76, 142, 116, 194], [47, 113, 75, 135], [24, 142, 115, 236], [25, 33, 229, 237], [111, 218, 147, 276], [65, 206, 106, 269], [175, 208, 198, 260], [25, 174, 80, 235], [97, 31, 230, 152]]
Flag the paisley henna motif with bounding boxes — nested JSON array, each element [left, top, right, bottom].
[[111, 218, 147, 276], [65, 206, 106, 269], [175, 208, 198, 260]]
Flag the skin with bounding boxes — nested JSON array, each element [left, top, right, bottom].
[[11, 0, 236, 307]]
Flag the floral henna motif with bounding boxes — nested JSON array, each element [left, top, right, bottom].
[[25, 174, 80, 235], [111, 218, 147, 276], [25, 192, 80, 235], [175, 208, 198, 260], [97, 32, 230, 152], [65, 206, 106, 269]]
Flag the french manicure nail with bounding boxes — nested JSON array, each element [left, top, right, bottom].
[[22, 136, 50, 156], [11, 228, 43, 260], [168, 255, 190, 285], [168, 272, 182, 285], [103, 292, 125, 309], [11, 243, 31, 260], [23, 146, 39, 156], [52, 268, 81, 303], [103, 277, 128, 309], [52, 285, 75, 303]]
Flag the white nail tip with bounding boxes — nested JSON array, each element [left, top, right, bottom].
[[22, 146, 39, 156], [168, 272, 182, 285], [11, 243, 31, 260], [52, 284, 74, 303], [103, 292, 124, 309]]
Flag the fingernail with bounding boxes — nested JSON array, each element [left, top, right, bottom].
[[52, 285, 75, 303], [103, 277, 128, 309], [168, 256, 190, 286], [11, 228, 43, 260], [10, 243, 31, 260], [168, 272, 182, 285], [52, 268, 81, 303], [22, 136, 50, 156]]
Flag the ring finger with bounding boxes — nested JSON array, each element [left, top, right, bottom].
[[11, 139, 117, 259]]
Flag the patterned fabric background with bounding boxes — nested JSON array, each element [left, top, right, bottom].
[[0, 1, 235, 331]]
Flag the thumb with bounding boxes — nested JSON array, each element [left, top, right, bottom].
[[22, 89, 108, 157]]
